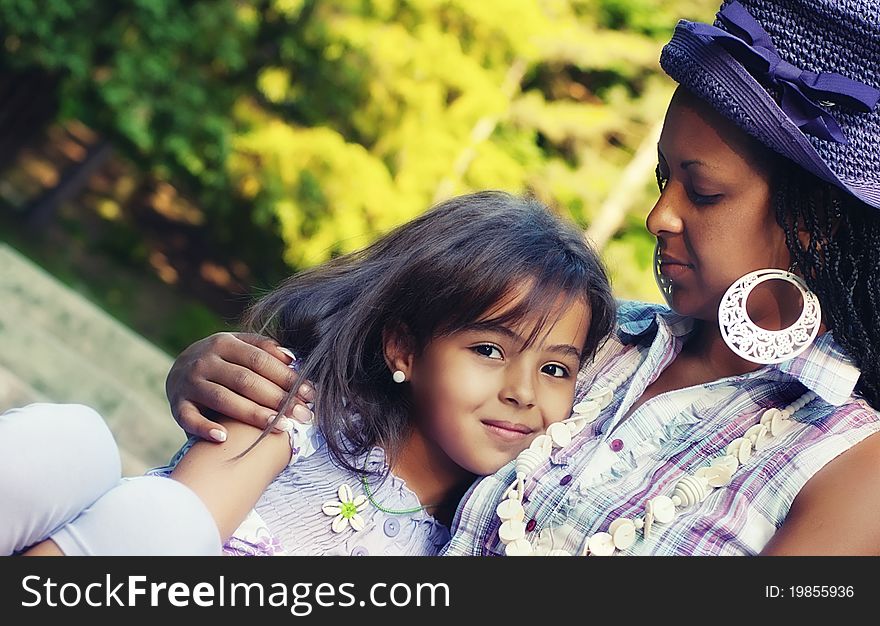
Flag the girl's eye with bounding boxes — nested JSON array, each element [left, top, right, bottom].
[[472, 344, 503, 359], [542, 363, 569, 378]]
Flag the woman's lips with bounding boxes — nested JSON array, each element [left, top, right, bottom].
[[481, 420, 533, 442], [658, 256, 693, 280]]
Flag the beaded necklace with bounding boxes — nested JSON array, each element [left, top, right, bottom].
[[494, 358, 816, 556]]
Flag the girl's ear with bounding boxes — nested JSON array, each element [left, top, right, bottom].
[[382, 323, 416, 381]]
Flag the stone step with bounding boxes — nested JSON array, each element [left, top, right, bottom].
[[0, 243, 186, 474]]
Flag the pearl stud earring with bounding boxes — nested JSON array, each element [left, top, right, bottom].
[[392, 370, 406, 383]]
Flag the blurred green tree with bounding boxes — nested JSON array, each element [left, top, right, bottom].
[[1, 0, 718, 307]]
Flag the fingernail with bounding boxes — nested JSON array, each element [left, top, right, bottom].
[[293, 404, 314, 423], [278, 347, 296, 360], [274, 417, 293, 432], [298, 383, 315, 401], [209, 428, 227, 442]]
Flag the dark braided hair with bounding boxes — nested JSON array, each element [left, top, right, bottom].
[[773, 161, 880, 409]]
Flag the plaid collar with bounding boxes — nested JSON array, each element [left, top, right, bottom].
[[615, 301, 861, 406]]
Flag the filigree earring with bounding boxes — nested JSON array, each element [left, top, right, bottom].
[[653, 241, 673, 305], [718, 268, 821, 364]]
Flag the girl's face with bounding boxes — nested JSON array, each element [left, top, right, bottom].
[[405, 292, 591, 476], [648, 89, 792, 321]]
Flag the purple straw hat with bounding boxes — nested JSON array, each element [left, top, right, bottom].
[[660, 0, 880, 209]]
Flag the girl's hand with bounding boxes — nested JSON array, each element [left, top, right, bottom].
[[165, 332, 315, 442]]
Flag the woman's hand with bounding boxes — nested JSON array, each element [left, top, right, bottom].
[[166, 332, 315, 442]]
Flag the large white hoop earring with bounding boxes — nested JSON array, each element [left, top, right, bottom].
[[653, 241, 673, 305], [718, 269, 821, 364]]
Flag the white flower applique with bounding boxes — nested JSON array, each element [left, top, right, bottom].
[[322, 484, 369, 533]]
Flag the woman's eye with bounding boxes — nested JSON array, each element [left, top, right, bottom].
[[542, 363, 569, 378], [689, 189, 722, 205], [472, 345, 503, 359]]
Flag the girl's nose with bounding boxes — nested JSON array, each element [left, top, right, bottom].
[[500, 363, 536, 409]]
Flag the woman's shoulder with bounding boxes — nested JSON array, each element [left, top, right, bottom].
[[763, 419, 880, 555]]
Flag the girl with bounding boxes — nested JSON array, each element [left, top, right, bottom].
[[2, 191, 615, 556], [171, 0, 880, 555]]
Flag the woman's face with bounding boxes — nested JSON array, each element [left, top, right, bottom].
[[649, 88, 792, 321]]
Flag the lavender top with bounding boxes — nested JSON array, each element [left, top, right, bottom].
[[152, 437, 450, 556]]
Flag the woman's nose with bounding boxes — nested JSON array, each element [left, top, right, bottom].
[[646, 185, 685, 238]]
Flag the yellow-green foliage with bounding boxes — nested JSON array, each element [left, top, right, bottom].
[[4, 0, 719, 302], [229, 0, 717, 300]]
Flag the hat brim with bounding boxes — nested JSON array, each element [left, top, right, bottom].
[[661, 23, 880, 209]]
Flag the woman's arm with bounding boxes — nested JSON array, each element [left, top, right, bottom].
[[170, 419, 292, 541], [761, 430, 880, 555], [165, 332, 314, 442]]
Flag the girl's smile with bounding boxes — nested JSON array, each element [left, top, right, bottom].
[[480, 419, 535, 442]]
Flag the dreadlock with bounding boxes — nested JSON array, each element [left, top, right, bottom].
[[774, 162, 880, 409]]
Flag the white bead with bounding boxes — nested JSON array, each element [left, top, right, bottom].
[[725, 437, 745, 457], [571, 399, 594, 414], [547, 422, 572, 448], [496, 498, 525, 522], [770, 411, 789, 437], [565, 414, 591, 436], [671, 495, 682, 507], [515, 448, 546, 478], [547, 549, 572, 556], [760, 408, 782, 426], [754, 424, 772, 451], [608, 517, 630, 535], [529, 434, 553, 455], [695, 465, 733, 488], [504, 538, 534, 556], [633, 517, 644, 530], [744, 424, 765, 444], [499, 519, 527, 543], [737, 438, 753, 464], [711, 454, 739, 474], [586, 387, 614, 409], [643, 501, 654, 540], [651, 496, 676, 524], [587, 532, 615, 556], [611, 520, 636, 551], [673, 475, 708, 507], [571, 401, 601, 423]]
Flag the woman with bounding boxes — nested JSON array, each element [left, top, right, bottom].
[[167, 0, 880, 555]]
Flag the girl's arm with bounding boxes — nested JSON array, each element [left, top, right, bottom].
[[170, 419, 292, 541], [761, 430, 880, 555]]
